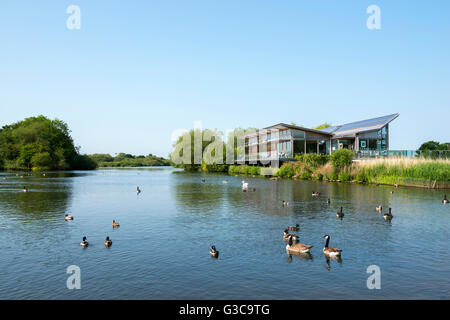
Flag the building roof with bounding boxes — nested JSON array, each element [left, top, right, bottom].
[[318, 113, 399, 138], [263, 123, 333, 136]]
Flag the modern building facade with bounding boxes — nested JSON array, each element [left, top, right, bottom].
[[240, 114, 399, 162]]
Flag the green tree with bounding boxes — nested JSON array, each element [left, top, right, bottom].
[[0, 115, 96, 171], [314, 123, 331, 130]]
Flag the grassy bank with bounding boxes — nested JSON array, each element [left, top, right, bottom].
[[274, 157, 450, 188]]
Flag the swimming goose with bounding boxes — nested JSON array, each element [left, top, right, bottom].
[[336, 207, 344, 219], [210, 245, 219, 258], [283, 229, 299, 241], [23, 186, 28, 193], [322, 235, 342, 257], [64, 214, 74, 221], [390, 191, 394, 194], [383, 208, 393, 221], [136, 186, 141, 194], [376, 205, 382, 212], [80, 236, 88, 247], [287, 224, 300, 231], [442, 195, 449, 204], [104, 236, 112, 247], [201, 178, 206, 183], [286, 235, 313, 254], [312, 191, 320, 197], [112, 220, 120, 228], [327, 198, 331, 204]]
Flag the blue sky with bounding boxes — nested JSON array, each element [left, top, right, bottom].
[[0, 1, 449, 157]]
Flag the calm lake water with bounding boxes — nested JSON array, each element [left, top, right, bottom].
[[0, 167, 449, 299]]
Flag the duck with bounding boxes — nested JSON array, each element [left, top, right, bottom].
[[80, 236, 88, 247], [222, 180, 228, 184], [64, 214, 74, 221], [286, 235, 313, 254], [251, 188, 256, 192], [136, 186, 141, 194], [210, 245, 219, 258], [282, 200, 289, 207], [241, 181, 249, 191], [336, 207, 344, 219], [442, 195, 449, 204], [283, 229, 299, 241], [104, 236, 112, 247], [112, 220, 120, 228], [287, 224, 300, 231], [322, 235, 342, 257], [383, 208, 393, 221], [201, 178, 206, 183], [376, 205, 382, 212], [390, 190, 394, 194], [312, 191, 320, 197]]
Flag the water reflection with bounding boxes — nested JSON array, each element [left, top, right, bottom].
[[0, 172, 76, 221]]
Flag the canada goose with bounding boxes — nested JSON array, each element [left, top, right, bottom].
[[210, 245, 219, 258], [376, 205, 382, 212], [64, 214, 74, 221], [390, 191, 394, 194], [136, 186, 141, 194], [312, 191, 320, 197], [23, 186, 28, 193], [104, 236, 112, 247], [336, 207, 344, 219], [112, 220, 120, 228], [80, 236, 88, 247], [286, 235, 313, 254], [327, 198, 331, 204], [322, 235, 342, 257], [283, 229, 299, 241], [383, 208, 393, 221], [287, 224, 300, 231], [201, 178, 206, 183], [442, 195, 449, 204]]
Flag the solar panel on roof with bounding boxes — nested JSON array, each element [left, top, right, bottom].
[[334, 114, 398, 132]]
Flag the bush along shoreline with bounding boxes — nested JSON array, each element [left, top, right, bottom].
[[230, 151, 450, 189]]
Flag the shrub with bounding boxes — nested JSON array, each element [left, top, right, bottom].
[[338, 171, 351, 182], [295, 153, 330, 167], [330, 149, 354, 171], [275, 164, 295, 178], [317, 173, 324, 181]]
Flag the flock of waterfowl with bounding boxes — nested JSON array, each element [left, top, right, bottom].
[[64, 188, 131, 249], [7, 173, 450, 260], [207, 179, 449, 261]]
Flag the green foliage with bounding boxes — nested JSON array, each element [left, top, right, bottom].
[[418, 141, 449, 151], [295, 153, 330, 167], [317, 173, 324, 181], [228, 165, 262, 176], [0, 116, 96, 171], [91, 153, 170, 167], [313, 123, 331, 130], [330, 149, 354, 171], [275, 164, 295, 178], [338, 171, 351, 182]]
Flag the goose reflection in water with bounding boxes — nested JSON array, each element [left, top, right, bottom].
[[325, 256, 343, 272]]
